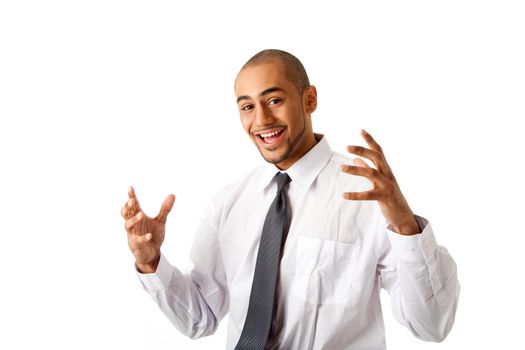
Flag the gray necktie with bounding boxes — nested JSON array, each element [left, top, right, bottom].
[[235, 172, 292, 350]]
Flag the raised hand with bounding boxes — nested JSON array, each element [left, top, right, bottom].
[[341, 129, 420, 235], [121, 186, 176, 273]]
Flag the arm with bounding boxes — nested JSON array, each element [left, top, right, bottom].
[[378, 216, 460, 341], [121, 187, 228, 339], [341, 130, 460, 341]]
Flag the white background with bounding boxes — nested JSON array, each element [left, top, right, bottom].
[[1, 1, 524, 349]]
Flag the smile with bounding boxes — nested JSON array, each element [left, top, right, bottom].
[[254, 128, 286, 147], [260, 130, 281, 138]]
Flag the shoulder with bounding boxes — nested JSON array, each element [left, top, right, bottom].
[[208, 165, 265, 213]]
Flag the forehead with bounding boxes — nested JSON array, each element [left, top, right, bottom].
[[235, 61, 294, 98]]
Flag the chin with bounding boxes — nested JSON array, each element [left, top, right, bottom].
[[260, 149, 289, 165]]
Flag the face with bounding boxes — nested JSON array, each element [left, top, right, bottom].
[[234, 61, 317, 170]]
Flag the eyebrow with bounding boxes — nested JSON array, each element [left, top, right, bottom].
[[236, 86, 286, 103]]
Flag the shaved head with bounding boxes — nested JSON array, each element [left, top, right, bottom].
[[240, 49, 310, 95]]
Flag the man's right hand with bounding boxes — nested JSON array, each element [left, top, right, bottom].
[[121, 186, 176, 273]]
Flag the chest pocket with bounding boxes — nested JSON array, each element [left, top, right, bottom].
[[290, 236, 361, 305]]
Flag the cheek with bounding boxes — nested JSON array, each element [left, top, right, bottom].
[[286, 110, 303, 130], [283, 105, 301, 124], [240, 115, 252, 134]]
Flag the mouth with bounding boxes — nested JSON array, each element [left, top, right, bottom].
[[253, 127, 286, 147]]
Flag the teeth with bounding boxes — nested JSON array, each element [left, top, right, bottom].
[[260, 130, 281, 138]]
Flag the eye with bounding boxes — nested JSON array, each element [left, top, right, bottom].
[[268, 98, 282, 106], [241, 104, 253, 111]]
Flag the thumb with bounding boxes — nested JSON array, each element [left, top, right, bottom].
[[157, 194, 176, 223]]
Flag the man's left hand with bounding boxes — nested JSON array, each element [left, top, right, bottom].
[[341, 129, 420, 235]]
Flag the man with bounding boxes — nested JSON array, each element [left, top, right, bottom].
[[121, 49, 459, 349]]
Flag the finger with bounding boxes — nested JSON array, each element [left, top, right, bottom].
[[359, 130, 394, 177], [128, 186, 141, 209], [135, 232, 153, 244], [128, 232, 153, 251], [342, 191, 378, 201], [157, 194, 176, 223], [121, 198, 137, 218], [346, 145, 382, 164], [126, 186, 142, 214], [121, 203, 129, 219], [125, 211, 144, 231], [353, 157, 369, 168], [341, 164, 381, 181], [128, 186, 136, 199], [360, 129, 383, 153], [122, 199, 137, 220]]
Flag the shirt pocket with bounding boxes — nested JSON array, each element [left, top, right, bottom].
[[290, 236, 360, 305]]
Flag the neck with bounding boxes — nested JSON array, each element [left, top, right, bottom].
[[276, 132, 318, 170]]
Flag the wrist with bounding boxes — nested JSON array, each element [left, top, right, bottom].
[[136, 254, 161, 274], [391, 216, 420, 236]]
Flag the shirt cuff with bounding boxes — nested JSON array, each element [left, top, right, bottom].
[[136, 254, 180, 292], [386, 215, 438, 263]]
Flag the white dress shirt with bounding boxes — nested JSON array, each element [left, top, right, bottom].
[[138, 135, 460, 350]]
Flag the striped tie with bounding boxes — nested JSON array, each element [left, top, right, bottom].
[[235, 172, 291, 350]]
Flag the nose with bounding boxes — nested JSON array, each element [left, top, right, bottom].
[[254, 104, 275, 128]]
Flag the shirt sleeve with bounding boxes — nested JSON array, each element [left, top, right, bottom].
[[136, 203, 229, 339], [378, 215, 460, 342]]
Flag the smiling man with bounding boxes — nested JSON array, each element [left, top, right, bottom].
[[235, 56, 317, 170], [122, 49, 460, 350]]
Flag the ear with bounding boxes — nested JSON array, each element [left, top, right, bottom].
[[304, 85, 317, 113]]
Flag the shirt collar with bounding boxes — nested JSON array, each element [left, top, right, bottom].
[[256, 134, 332, 194]]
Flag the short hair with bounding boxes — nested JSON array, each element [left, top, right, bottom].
[[241, 49, 310, 94]]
